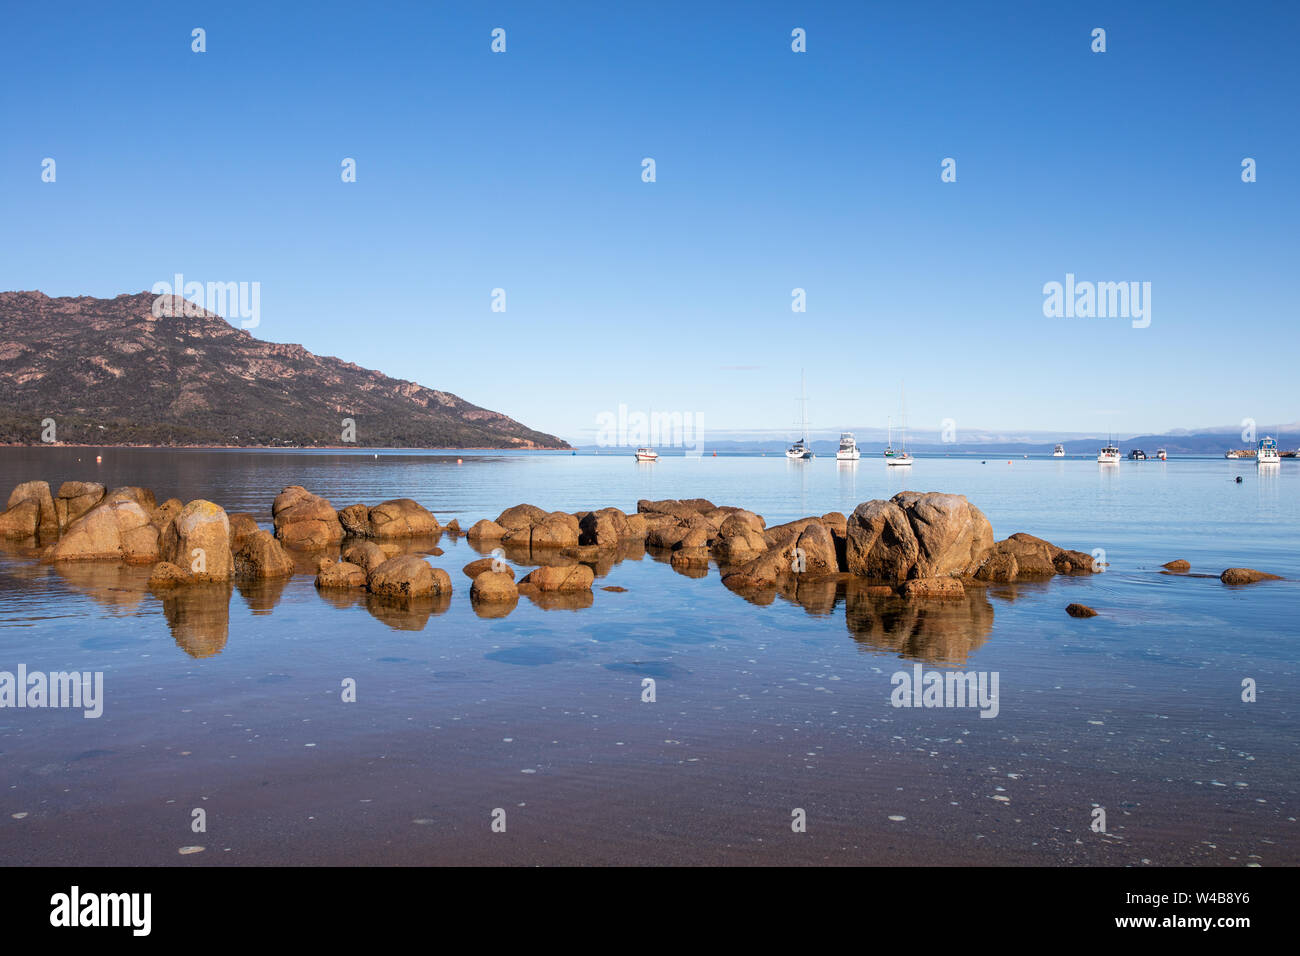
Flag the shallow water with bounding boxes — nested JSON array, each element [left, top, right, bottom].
[[0, 448, 1295, 865]]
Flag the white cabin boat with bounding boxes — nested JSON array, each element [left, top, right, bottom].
[[1052, 443, 1065, 457], [836, 432, 860, 461], [1156, 448, 1167, 460], [1258, 437, 1281, 465], [1097, 443, 1120, 464], [634, 447, 658, 462]]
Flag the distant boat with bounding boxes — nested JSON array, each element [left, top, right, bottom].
[[635, 447, 658, 462], [887, 383, 913, 467], [883, 416, 895, 458], [786, 370, 815, 460], [1258, 436, 1281, 466], [1128, 448, 1148, 460], [1097, 441, 1120, 464], [836, 431, 860, 461], [1225, 448, 1253, 459], [1052, 443, 1065, 457], [1156, 448, 1167, 460]]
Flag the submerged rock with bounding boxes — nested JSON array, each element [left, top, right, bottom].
[[1220, 567, 1282, 585], [1161, 559, 1191, 572], [520, 564, 594, 592], [900, 577, 967, 600]]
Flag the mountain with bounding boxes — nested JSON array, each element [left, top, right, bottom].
[[0, 291, 569, 449]]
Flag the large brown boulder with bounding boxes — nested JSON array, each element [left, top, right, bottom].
[[227, 513, 260, 550], [367, 555, 452, 598], [497, 503, 548, 532], [4, 481, 58, 538], [0, 499, 42, 539], [103, 486, 158, 511], [847, 492, 994, 583], [466, 518, 506, 541], [578, 508, 632, 547], [272, 485, 344, 549], [337, 503, 371, 536], [316, 559, 368, 589], [51, 498, 160, 563], [471, 570, 519, 603], [159, 500, 234, 582], [234, 529, 295, 579], [721, 519, 838, 589], [520, 564, 594, 592], [342, 540, 389, 574], [369, 499, 439, 538], [54, 481, 105, 529], [530, 512, 580, 548], [463, 558, 514, 579], [149, 498, 184, 531], [637, 498, 715, 518]]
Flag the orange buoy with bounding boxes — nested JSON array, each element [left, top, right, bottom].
[[96, 455, 102, 463]]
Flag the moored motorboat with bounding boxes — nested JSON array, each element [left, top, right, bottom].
[[1052, 443, 1065, 457], [1097, 442, 1120, 464], [1258, 436, 1281, 466], [836, 432, 860, 461], [1156, 448, 1167, 460], [635, 447, 658, 462]]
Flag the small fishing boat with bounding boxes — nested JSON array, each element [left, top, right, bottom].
[[1156, 448, 1167, 460], [1052, 443, 1065, 457], [835, 432, 860, 461], [634, 447, 658, 462], [1097, 442, 1120, 464], [1128, 448, 1148, 460], [1257, 436, 1281, 466]]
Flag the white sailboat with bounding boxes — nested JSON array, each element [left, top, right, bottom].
[[786, 370, 814, 460], [887, 383, 912, 467]]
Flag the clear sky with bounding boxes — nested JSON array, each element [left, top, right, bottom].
[[2, 1, 1296, 445]]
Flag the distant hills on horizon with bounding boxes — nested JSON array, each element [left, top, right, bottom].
[[573, 427, 1299, 457]]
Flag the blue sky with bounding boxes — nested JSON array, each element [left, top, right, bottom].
[[2, 1, 1296, 443]]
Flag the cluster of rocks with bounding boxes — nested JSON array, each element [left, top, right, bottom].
[[3, 479, 1284, 626]]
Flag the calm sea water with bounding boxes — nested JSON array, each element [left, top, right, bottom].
[[1, 448, 1295, 865]]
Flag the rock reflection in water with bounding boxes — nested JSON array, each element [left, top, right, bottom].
[[236, 576, 289, 613], [363, 591, 451, 631], [50, 561, 152, 613], [844, 579, 993, 665], [159, 583, 233, 659]]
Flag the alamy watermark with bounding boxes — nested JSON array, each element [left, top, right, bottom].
[[890, 664, 999, 718], [0, 665, 103, 718], [1042, 273, 1150, 329], [595, 404, 705, 456], [151, 273, 260, 329]]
